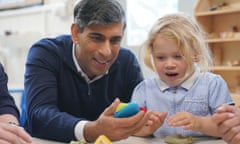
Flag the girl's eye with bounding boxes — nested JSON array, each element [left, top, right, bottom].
[[174, 55, 182, 60], [157, 56, 165, 60]]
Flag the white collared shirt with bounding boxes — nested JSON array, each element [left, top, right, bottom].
[[72, 44, 107, 83], [157, 66, 200, 92]]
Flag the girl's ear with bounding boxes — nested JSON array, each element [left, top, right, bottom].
[[193, 55, 200, 62], [71, 23, 80, 44]]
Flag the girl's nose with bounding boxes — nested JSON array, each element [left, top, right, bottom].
[[165, 59, 176, 68]]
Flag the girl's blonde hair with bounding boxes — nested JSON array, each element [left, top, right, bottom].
[[143, 13, 212, 76]]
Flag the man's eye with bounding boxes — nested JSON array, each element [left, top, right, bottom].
[[110, 38, 121, 45], [90, 36, 103, 42]]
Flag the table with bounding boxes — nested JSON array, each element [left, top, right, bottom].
[[33, 136, 227, 144], [114, 136, 226, 144]]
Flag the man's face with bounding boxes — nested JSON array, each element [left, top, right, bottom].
[[74, 22, 124, 79]]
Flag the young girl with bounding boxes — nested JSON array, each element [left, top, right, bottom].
[[132, 13, 234, 138]]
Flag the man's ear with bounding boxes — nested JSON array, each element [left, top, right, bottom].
[[71, 23, 80, 44]]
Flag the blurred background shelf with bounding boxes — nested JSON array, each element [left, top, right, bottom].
[[195, 0, 240, 104]]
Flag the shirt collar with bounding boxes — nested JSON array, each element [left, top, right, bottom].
[[157, 66, 200, 91], [72, 44, 106, 83]]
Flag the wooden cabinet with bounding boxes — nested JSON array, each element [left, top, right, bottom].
[[194, 0, 240, 106]]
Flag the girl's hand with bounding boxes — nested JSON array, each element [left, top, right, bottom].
[[134, 111, 168, 137], [168, 111, 199, 131]]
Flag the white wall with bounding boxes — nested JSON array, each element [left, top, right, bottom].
[[0, 0, 76, 113], [0, 0, 74, 87], [178, 0, 197, 16]]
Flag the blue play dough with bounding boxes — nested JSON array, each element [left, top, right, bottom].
[[114, 102, 140, 118]]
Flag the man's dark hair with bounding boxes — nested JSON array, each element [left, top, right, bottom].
[[74, 0, 126, 32]]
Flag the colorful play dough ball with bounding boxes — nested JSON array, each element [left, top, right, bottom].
[[114, 102, 140, 118], [116, 103, 128, 112]]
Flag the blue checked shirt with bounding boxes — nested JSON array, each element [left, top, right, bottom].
[[131, 68, 234, 137]]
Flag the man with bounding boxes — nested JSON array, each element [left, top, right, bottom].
[[212, 104, 240, 144], [0, 63, 32, 144], [24, 0, 151, 142]]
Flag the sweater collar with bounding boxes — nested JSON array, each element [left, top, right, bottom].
[[72, 44, 107, 83]]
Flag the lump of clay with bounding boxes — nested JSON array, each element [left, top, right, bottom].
[[164, 134, 194, 144]]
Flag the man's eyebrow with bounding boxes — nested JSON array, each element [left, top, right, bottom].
[[88, 32, 103, 37], [88, 33, 123, 40], [112, 35, 122, 39]]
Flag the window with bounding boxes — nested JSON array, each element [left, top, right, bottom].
[[126, 0, 178, 46]]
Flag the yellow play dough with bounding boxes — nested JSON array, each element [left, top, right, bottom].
[[116, 103, 128, 112]]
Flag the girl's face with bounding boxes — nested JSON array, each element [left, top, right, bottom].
[[152, 34, 188, 87]]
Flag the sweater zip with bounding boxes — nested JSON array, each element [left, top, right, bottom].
[[87, 83, 91, 96]]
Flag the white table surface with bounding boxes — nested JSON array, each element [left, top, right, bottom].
[[33, 136, 227, 144]]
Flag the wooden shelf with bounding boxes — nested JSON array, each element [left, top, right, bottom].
[[211, 66, 240, 71], [195, 8, 240, 16], [231, 93, 240, 107], [206, 38, 240, 43], [195, 0, 240, 97]]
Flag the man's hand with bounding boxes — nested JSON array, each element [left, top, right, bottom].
[[83, 98, 152, 142], [212, 105, 240, 144], [0, 122, 33, 144]]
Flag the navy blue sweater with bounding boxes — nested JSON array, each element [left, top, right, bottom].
[[0, 63, 19, 118], [24, 35, 144, 142]]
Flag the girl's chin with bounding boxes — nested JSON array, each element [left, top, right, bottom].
[[166, 81, 181, 87]]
